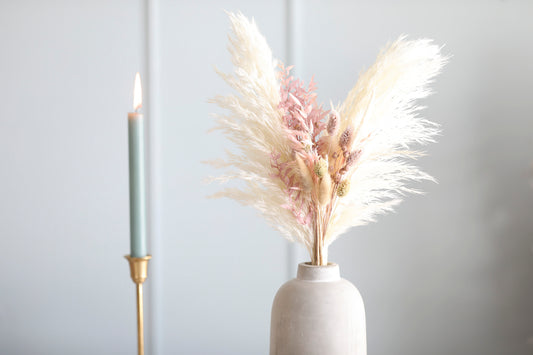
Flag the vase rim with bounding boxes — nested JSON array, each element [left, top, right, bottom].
[[301, 261, 338, 267], [297, 262, 340, 281]]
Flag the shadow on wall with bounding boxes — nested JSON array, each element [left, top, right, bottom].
[[473, 45, 533, 352]]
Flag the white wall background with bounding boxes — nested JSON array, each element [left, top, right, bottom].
[[1, 1, 533, 354]]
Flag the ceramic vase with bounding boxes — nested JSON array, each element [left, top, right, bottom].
[[270, 262, 367, 355]]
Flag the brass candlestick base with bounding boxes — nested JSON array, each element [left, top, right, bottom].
[[125, 255, 152, 355]]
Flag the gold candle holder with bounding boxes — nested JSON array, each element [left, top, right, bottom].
[[125, 255, 152, 355]]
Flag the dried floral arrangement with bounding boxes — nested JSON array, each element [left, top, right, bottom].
[[208, 12, 447, 265]]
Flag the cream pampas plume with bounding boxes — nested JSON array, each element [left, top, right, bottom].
[[208, 12, 447, 265], [207, 12, 314, 253]]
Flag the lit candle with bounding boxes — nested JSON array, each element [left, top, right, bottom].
[[128, 73, 147, 257]]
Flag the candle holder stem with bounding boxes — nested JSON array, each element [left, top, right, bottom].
[[125, 255, 152, 355], [136, 283, 144, 355]]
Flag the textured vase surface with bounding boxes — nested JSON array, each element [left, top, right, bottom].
[[270, 262, 367, 355]]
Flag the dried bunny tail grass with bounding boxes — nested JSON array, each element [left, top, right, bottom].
[[313, 158, 328, 178], [338, 126, 354, 151], [324, 36, 447, 245], [336, 179, 351, 197], [207, 12, 310, 245], [296, 154, 313, 191], [326, 110, 339, 135], [319, 173, 332, 206]]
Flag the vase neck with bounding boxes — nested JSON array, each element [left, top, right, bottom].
[[296, 262, 340, 281]]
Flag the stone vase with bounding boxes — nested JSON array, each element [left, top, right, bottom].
[[270, 262, 367, 355]]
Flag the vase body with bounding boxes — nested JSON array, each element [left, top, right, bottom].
[[270, 262, 366, 355]]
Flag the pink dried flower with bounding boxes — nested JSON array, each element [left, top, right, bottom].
[[345, 150, 361, 168], [271, 151, 313, 226], [339, 126, 354, 150], [275, 64, 333, 231], [326, 110, 339, 135], [339, 150, 362, 175], [333, 173, 342, 184], [278, 64, 329, 154]]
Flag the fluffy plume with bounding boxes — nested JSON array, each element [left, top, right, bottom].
[[208, 13, 447, 264], [208, 12, 313, 250], [325, 37, 447, 246]]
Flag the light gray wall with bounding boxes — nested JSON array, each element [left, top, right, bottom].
[[1, 1, 145, 354], [1, 1, 533, 354], [156, 1, 288, 354]]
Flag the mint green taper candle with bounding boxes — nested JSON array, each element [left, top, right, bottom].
[[127, 73, 147, 257]]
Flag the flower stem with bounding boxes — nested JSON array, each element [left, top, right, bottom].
[[312, 207, 327, 266]]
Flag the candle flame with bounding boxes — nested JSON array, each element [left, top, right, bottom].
[[133, 72, 142, 111]]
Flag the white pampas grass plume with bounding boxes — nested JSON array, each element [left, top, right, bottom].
[[325, 36, 448, 246], [207, 12, 312, 247]]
